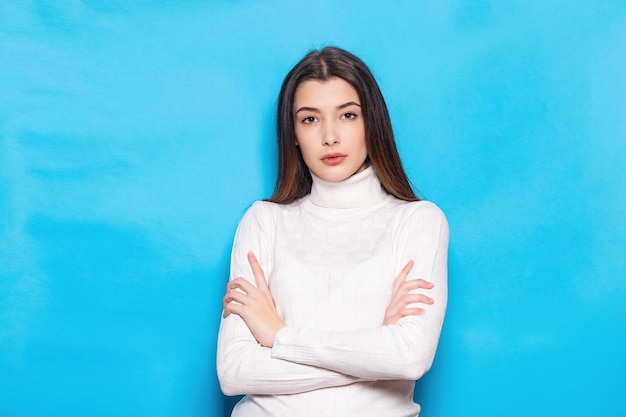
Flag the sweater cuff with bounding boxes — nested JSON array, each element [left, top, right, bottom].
[[271, 326, 317, 364]]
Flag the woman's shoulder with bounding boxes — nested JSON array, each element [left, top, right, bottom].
[[248, 199, 280, 212], [238, 200, 284, 227], [242, 200, 280, 217], [387, 199, 449, 241], [390, 199, 446, 221]]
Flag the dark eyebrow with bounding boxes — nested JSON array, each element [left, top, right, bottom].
[[294, 101, 361, 115], [338, 101, 361, 109], [294, 106, 318, 115]]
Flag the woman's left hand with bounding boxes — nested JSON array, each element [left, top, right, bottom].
[[383, 260, 434, 325], [223, 251, 286, 348]]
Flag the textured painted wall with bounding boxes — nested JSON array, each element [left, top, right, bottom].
[[1, 1, 624, 416]]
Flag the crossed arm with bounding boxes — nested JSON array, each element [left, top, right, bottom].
[[223, 253, 434, 348], [216, 201, 448, 395]]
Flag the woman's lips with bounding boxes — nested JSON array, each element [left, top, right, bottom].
[[321, 153, 346, 166]]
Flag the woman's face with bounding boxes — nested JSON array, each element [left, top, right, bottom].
[[293, 77, 368, 182]]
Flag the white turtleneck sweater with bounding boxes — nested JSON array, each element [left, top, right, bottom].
[[217, 167, 449, 417]]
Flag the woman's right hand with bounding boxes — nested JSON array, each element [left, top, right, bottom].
[[383, 260, 435, 326], [223, 252, 286, 348]]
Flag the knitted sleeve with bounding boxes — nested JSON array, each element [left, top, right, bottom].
[[216, 201, 365, 395], [270, 201, 449, 380]]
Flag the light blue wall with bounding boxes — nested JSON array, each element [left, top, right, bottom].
[[1, 1, 624, 416]]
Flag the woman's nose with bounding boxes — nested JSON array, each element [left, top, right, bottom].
[[322, 122, 340, 146]]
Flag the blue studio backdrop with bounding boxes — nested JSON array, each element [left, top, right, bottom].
[[1, 1, 625, 416]]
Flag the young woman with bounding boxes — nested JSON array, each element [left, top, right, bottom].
[[217, 46, 448, 417]]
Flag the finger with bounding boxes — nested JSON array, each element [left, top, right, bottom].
[[385, 305, 426, 325], [400, 279, 434, 292], [224, 291, 248, 305], [223, 293, 244, 318], [222, 303, 236, 318], [227, 277, 254, 294], [402, 294, 435, 305], [400, 307, 426, 317], [223, 300, 245, 318], [247, 251, 269, 292], [385, 293, 433, 322], [414, 279, 434, 289], [392, 260, 414, 293]]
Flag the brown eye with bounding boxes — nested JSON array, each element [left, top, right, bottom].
[[301, 116, 316, 124], [343, 112, 357, 120]]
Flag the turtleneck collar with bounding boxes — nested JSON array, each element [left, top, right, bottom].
[[308, 166, 387, 209]]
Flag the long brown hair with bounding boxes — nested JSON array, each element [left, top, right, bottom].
[[268, 46, 419, 204]]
